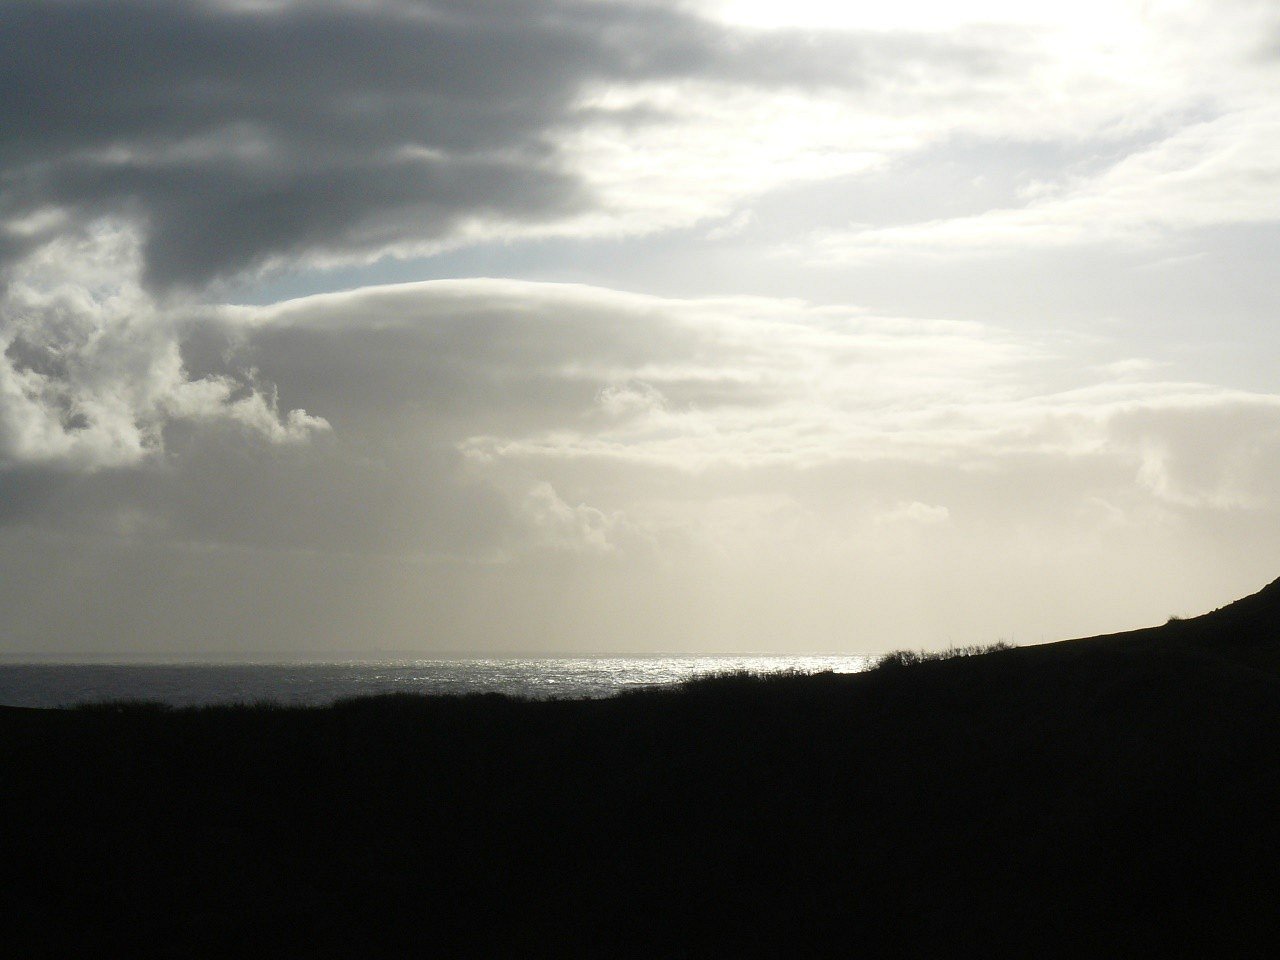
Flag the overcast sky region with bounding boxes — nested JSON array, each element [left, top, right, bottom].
[[3, 0, 1279, 656]]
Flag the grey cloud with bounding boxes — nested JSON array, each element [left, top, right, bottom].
[[0, 280, 704, 555], [2, 0, 610, 285], [203, 282, 815, 448], [14, 278, 1276, 562], [4, 276, 1280, 654], [1109, 401, 1280, 510], [0, 279, 961, 555], [47, 153, 583, 285], [0, 415, 513, 561], [1, 0, 1017, 287]]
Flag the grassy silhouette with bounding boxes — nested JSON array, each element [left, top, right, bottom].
[[872, 640, 1014, 670], [6, 580, 1280, 956]]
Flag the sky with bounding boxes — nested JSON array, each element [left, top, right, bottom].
[[2, 0, 1279, 657]]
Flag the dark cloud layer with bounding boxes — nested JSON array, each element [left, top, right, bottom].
[[0, 0, 1011, 287]]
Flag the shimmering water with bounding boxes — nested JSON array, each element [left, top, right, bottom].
[[0, 655, 872, 708]]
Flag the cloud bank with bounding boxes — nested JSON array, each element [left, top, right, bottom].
[[4, 276, 1278, 653]]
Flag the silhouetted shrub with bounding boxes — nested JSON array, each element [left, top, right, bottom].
[[873, 641, 1013, 671], [678, 667, 817, 690]]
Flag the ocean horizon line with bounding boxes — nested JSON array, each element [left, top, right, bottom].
[[0, 650, 875, 665]]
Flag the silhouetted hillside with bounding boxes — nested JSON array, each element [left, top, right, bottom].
[[5, 581, 1280, 957], [1037, 574, 1280, 674]]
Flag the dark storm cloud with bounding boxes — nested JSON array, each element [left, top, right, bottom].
[[0, 0, 1014, 287], [44, 152, 581, 286]]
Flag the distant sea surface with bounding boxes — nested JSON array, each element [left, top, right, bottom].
[[0, 655, 872, 708]]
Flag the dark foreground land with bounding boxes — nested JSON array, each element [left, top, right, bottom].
[[7, 583, 1280, 958]]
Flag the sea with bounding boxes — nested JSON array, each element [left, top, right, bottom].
[[0, 655, 873, 709]]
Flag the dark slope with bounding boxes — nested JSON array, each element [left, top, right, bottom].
[[1168, 575, 1280, 665], [5, 583, 1280, 958], [1037, 574, 1280, 673]]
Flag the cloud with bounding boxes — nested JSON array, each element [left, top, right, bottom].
[[6, 2, 1280, 655], [8, 275, 1279, 559], [10, 0, 1272, 309], [814, 106, 1280, 257], [2, 0, 603, 286], [0, 222, 325, 471], [227, 279, 1039, 468], [0, 0, 1031, 288], [1114, 401, 1280, 510], [2, 275, 1278, 652], [597, 381, 669, 419], [206, 281, 1280, 577], [521, 481, 651, 555], [6, 0, 1277, 293], [217, 279, 1280, 485], [877, 501, 950, 526]]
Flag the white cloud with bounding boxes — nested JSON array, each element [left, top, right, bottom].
[[0, 224, 328, 470], [520, 481, 652, 554], [812, 102, 1280, 258], [5, 270, 1263, 569], [597, 381, 669, 418], [224, 280, 1280, 535]]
